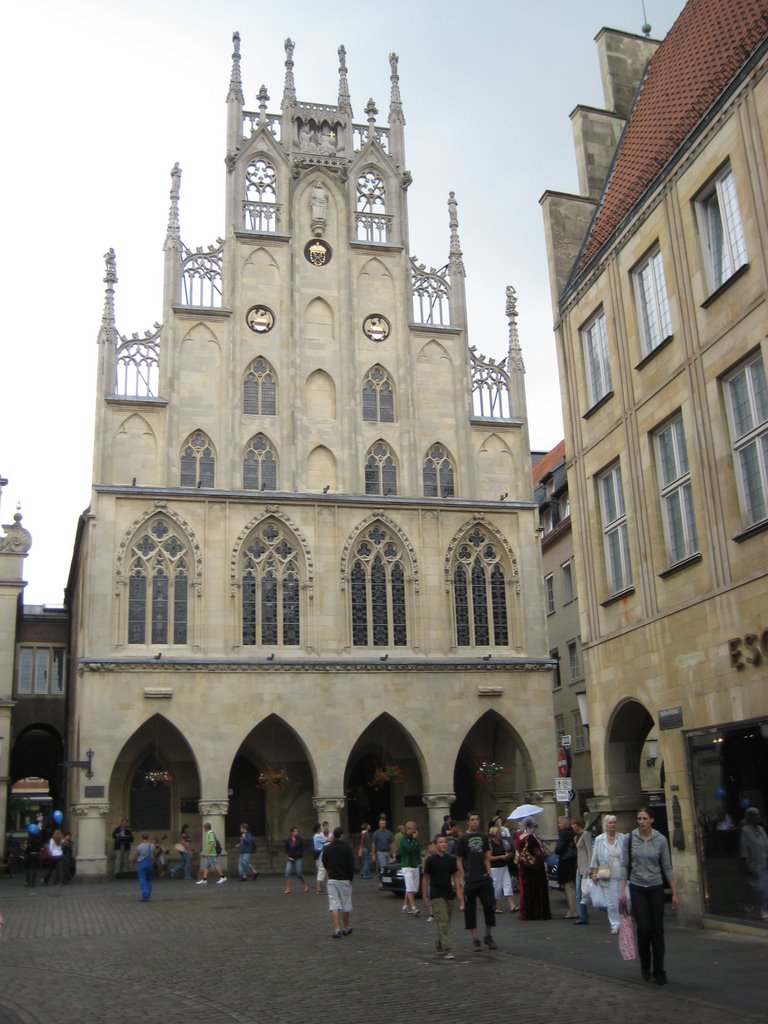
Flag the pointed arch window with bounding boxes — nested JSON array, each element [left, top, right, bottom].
[[362, 366, 395, 423], [365, 440, 397, 496], [453, 527, 509, 646], [244, 434, 278, 491], [244, 357, 277, 415], [127, 517, 190, 645], [180, 431, 215, 487], [356, 169, 391, 242], [350, 524, 407, 647], [243, 158, 279, 232], [241, 521, 301, 646], [423, 444, 455, 497]]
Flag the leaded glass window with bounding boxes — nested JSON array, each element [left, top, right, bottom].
[[453, 527, 509, 646], [423, 444, 455, 497], [365, 441, 397, 495], [350, 525, 408, 647], [241, 521, 301, 646], [362, 366, 395, 423], [127, 517, 189, 645], [244, 358, 277, 415], [244, 434, 278, 491], [180, 431, 215, 488]]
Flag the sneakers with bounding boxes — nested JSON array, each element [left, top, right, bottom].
[[409, 907, 420, 916], [196, 879, 206, 885], [342, 928, 353, 936], [401, 904, 409, 913], [217, 876, 227, 884], [442, 952, 455, 960], [483, 934, 498, 950], [427, 915, 433, 922], [472, 938, 482, 951], [653, 971, 667, 986]]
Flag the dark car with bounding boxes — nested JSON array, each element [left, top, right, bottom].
[[379, 859, 422, 896]]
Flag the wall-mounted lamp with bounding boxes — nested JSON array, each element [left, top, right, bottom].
[[646, 737, 659, 767], [576, 691, 589, 728]]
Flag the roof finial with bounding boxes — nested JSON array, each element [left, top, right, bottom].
[[164, 163, 182, 252], [388, 53, 405, 125], [337, 44, 353, 117], [641, 1, 652, 37], [98, 248, 118, 345], [506, 285, 524, 372], [448, 191, 465, 276], [227, 31, 244, 103], [365, 98, 378, 128], [257, 84, 270, 126], [282, 38, 297, 109]]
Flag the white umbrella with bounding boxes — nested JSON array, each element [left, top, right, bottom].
[[507, 803, 544, 821]]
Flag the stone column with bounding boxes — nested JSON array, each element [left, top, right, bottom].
[[422, 793, 456, 839], [72, 802, 111, 876], [312, 795, 346, 831], [199, 799, 229, 877]]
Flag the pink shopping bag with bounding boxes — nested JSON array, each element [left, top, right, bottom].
[[619, 913, 637, 960]]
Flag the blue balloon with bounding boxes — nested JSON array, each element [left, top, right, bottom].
[[27, 823, 40, 834], [52, 810, 63, 825]]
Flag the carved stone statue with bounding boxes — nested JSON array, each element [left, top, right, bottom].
[[299, 123, 315, 152], [310, 180, 329, 236]]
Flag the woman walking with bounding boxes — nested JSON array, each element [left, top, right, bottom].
[[43, 829, 66, 886], [620, 808, 679, 985], [589, 814, 625, 933], [284, 827, 309, 893], [514, 819, 551, 920], [572, 816, 592, 925]]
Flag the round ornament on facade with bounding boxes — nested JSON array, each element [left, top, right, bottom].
[[362, 314, 391, 343], [303, 238, 332, 267], [245, 305, 275, 334]]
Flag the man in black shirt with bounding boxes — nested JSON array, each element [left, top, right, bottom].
[[321, 826, 355, 938], [456, 811, 497, 950], [422, 833, 459, 959]]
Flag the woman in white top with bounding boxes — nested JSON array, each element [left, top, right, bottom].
[[589, 814, 625, 933], [44, 829, 65, 887]]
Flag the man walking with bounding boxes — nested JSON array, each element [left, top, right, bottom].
[[196, 822, 227, 885], [112, 819, 133, 876], [238, 823, 258, 881], [321, 826, 355, 938], [133, 833, 155, 902], [456, 811, 497, 950], [371, 816, 394, 887], [422, 833, 459, 959], [399, 821, 422, 915]]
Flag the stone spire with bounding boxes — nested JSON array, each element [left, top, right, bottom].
[[98, 249, 118, 344], [282, 38, 297, 109], [164, 163, 182, 252], [388, 52, 405, 125], [227, 31, 244, 103], [447, 191, 465, 276], [337, 44, 353, 117], [257, 84, 269, 127], [506, 286, 525, 373]]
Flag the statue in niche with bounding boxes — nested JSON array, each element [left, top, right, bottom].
[[310, 179, 329, 236], [299, 123, 316, 152], [318, 125, 336, 155]]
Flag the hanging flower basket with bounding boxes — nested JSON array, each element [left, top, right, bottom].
[[256, 767, 289, 790], [369, 764, 403, 790], [476, 761, 505, 783], [144, 770, 173, 787]]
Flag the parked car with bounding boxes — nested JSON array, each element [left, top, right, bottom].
[[379, 859, 421, 896]]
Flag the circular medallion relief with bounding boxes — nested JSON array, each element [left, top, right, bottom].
[[245, 305, 275, 334], [304, 238, 332, 267], [362, 314, 391, 343]]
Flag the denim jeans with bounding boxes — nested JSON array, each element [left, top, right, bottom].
[[239, 852, 254, 878], [360, 849, 372, 878], [576, 872, 589, 922], [138, 857, 153, 900]]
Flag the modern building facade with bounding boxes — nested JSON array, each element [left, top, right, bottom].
[[541, 0, 768, 928], [65, 37, 556, 874]]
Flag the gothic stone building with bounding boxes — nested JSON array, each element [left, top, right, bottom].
[[66, 37, 554, 873], [541, 0, 768, 928]]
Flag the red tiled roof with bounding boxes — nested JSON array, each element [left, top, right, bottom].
[[532, 439, 565, 485], [573, 0, 768, 280]]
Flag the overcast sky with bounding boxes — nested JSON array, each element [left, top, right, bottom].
[[0, 0, 686, 604]]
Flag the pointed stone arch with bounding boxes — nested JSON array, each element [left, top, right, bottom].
[[180, 323, 221, 406], [344, 712, 427, 834], [443, 516, 519, 593], [453, 709, 534, 822], [112, 413, 157, 486], [242, 246, 280, 286], [305, 368, 336, 418], [116, 504, 202, 583], [230, 507, 314, 592], [305, 297, 335, 345], [417, 339, 451, 363], [358, 256, 395, 308], [306, 444, 337, 491], [340, 512, 419, 589]]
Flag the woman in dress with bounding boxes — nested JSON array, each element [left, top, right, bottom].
[[284, 826, 309, 893], [488, 826, 518, 912], [514, 819, 551, 920], [619, 807, 679, 985], [572, 816, 592, 925], [589, 813, 625, 933]]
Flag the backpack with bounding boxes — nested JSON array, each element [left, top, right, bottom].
[[214, 835, 222, 855]]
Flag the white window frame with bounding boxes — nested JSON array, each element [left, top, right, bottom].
[[572, 708, 589, 752], [16, 646, 66, 696], [633, 246, 672, 355], [653, 414, 699, 565], [581, 309, 612, 407], [561, 560, 574, 604], [554, 713, 566, 743], [695, 165, 747, 293], [724, 352, 768, 527], [598, 462, 632, 596], [567, 638, 582, 683], [544, 573, 555, 615]]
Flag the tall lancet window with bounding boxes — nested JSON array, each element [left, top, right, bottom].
[[244, 357, 278, 415], [350, 524, 408, 647], [453, 527, 509, 647], [243, 434, 278, 491], [423, 444, 455, 497], [127, 517, 189, 645], [241, 521, 301, 646], [362, 366, 395, 422], [180, 431, 215, 487], [365, 440, 398, 495], [243, 158, 279, 232], [356, 170, 390, 242]]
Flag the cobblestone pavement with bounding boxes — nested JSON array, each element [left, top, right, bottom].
[[0, 875, 766, 1024]]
